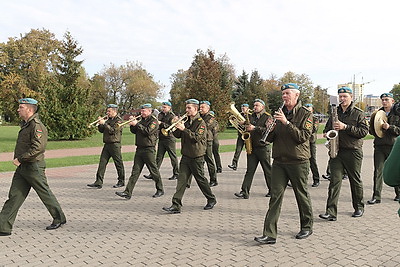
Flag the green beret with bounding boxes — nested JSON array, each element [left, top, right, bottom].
[[338, 87, 352, 94], [140, 103, 152, 109], [281, 83, 299, 90], [200, 100, 211, 106], [185, 98, 199, 105], [380, 93, 393, 99], [107, 104, 118, 108], [254, 99, 265, 106], [19, 98, 38, 105], [162, 101, 172, 106], [241, 104, 249, 107]]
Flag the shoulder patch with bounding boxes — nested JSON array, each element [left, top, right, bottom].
[[150, 120, 157, 129], [198, 124, 205, 135], [305, 117, 313, 130]]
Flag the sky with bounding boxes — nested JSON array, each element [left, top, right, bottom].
[[1, 0, 399, 100]]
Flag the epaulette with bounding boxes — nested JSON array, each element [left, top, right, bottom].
[[354, 106, 364, 112], [33, 117, 40, 123], [151, 115, 158, 120], [264, 111, 271, 116], [198, 117, 203, 121]]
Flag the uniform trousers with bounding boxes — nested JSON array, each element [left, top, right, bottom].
[[156, 138, 179, 176], [231, 135, 244, 166], [204, 140, 217, 183], [95, 143, 125, 185], [309, 141, 320, 181], [212, 138, 222, 172]]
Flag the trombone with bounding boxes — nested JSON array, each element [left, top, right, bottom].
[[88, 116, 108, 128], [117, 115, 142, 128], [161, 113, 188, 136]]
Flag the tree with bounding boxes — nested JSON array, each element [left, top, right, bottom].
[[390, 83, 400, 102], [279, 71, 314, 104], [311, 85, 329, 114], [170, 69, 189, 115]]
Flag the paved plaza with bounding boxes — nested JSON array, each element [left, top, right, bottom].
[[0, 139, 399, 266]]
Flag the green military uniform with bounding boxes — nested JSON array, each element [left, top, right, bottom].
[[309, 114, 320, 185], [262, 100, 314, 239], [201, 111, 218, 185], [93, 115, 125, 186], [0, 111, 66, 235], [212, 119, 222, 172], [169, 112, 216, 211], [237, 110, 272, 198], [122, 114, 163, 197], [323, 101, 368, 218], [156, 109, 179, 178], [369, 106, 400, 202], [229, 110, 247, 169], [383, 136, 400, 216]]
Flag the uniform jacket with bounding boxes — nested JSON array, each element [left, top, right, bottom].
[[249, 110, 271, 148], [14, 113, 47, 163], [201, 112, 217, 141], [158, 110, 176, 139], [98, 115, 123, 143], [370, 106, 400, 147], [130, 115, 159, 148], [324, 102, 368, 150], [310, 115, 319, 144], [266, 101, 313, 164], [173, 112, 207, 158]]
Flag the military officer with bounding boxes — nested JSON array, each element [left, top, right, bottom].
[[305, 104, 321, 187], [254, 83, 314, 244], [383, 136, 400, 216], [115, 103, 164, 199], [0, 98, 66, 236], [228, 104, 249, 170], [199, 101, 218, 187], [87, 104, 125, 189], [319, 87, 368, 221], [368, 93, 400, 204], [210, 111, 222, 173], [162, 99, 217, 213], [234, 99, 272, 199], [143, 101, 179, 180]]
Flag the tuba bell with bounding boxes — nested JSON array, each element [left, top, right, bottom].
[[228, 103, 252, 154]]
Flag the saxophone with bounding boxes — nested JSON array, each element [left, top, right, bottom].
[[228, 103, 252, 154], [325, 103, 339, 158]]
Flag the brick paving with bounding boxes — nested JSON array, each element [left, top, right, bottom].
[[0, 139, 399, 266]]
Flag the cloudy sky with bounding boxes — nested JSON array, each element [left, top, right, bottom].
[[1, 0, 399, 99]]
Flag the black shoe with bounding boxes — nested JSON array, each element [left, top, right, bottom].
[[152, 190, 164, 198], [342, 174, 348, 180], [295, 230, 313, 239], [162, 206, 181, 214], [254, 235, 276, 245], [312, 180, 320, 187], [367, 198, 381, 205], [322, 174, 330, 180], [0, 232, 11, 236], [115, 191, 131, 199], [394, 195, 400, 201], [209, 182, 218, 187], [87, 183, 102, 189], [113, 182, 125, 188], [352, 210, 363, 217], [143, 174, 153, 179], [186, 184, 191, 188], [45, 221, 66, 230], [319, 213, 337, 221], [234, 192, 249, 199], [265, 191, 271, 197], [204, 200, 217, 210], [228, 164, 237, 171], [168, 175, 178, 180], [216, 169, 222, 173]]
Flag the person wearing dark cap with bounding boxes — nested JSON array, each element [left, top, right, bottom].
[[234, 99, 272, 199], [143, 101, 179, 180], [305, 103, 321, 187], [87, 104, 125, 189], [0, 98, 66, 236], [199, 100, 218, 187], [255, 83, 314, 244], [210, 111, 222, 173], [115, 103, 164, 199], [319, 87, 368, 221], [162, 99, 217, 213], [228, 103, 249, 170], [368, 93, 400, 204]]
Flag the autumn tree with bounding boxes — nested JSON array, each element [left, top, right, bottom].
[[390, 83, 400, 102], [279, 71, 314, 104], [311, 85, 329, 114]]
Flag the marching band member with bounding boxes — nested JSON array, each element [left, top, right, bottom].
[[228, 104, 249, 171]]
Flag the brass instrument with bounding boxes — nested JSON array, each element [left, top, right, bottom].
[[228, 103, 252, 154], [325, 96, 339, 158], [161, 113, 188, 136], [117, 115, 142, 128], [370, 110, 387, 138], [260, 103, 284, 145], [88, 116, 108, 128]]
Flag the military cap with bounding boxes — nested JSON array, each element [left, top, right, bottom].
[[305, 103, 313, 107], [254, 98, 265, 106], [380, 93, 393, 99], [185, 98, 199, 105], [162, 101, 172, 106], [209, 111, 215, 116], [281, 83, 300, 90], [338, 87, 352, 94], [200, 100, 211, 106], [241, 103, 249, 107], [18, 98, 38, 105], [140, 103, 152, 109], [107, 104, 118, 108]]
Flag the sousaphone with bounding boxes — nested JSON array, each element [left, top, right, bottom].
[[370, 110, 387, 138]]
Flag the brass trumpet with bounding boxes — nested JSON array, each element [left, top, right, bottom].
[[161, 113, 188, 136], [88, 116, 108, 128], [117, 115, 142, 128], [228, 103, 252, 154]]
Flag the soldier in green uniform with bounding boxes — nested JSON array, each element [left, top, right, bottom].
[[0, 98, 66, 236], [143, 101, 179, 180], [199, 101, 218, 187], [162, 99, 217, 213], [234, 99, 272, 199], [319, 87, 368, 221], [383, 136, 400, 216], [228, 104, 249, 171], [305, 104, 321, 187], [115, 103, 164, 199], [210, 111, 222, 173], [367, 93, 400, 204], [255, 83, 314, 245], [87, 104, 125, 189]]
